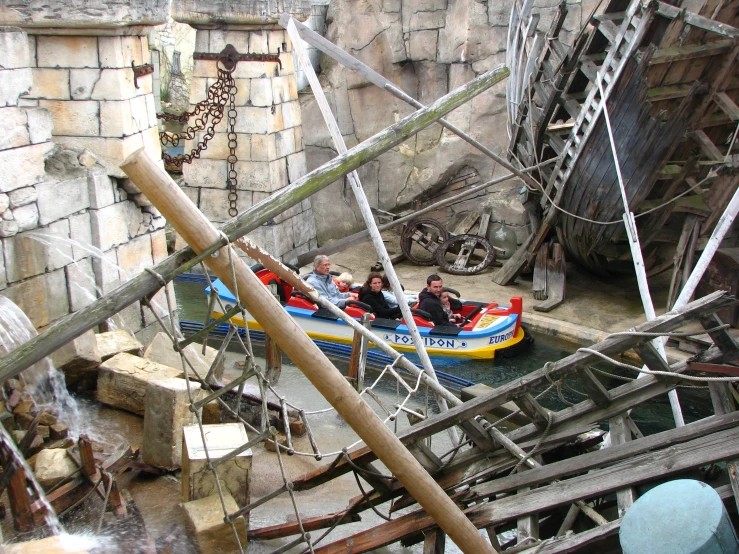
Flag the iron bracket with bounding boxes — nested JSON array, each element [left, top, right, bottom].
[[131, 62, 154, 89], [193, 43, 283, 71]]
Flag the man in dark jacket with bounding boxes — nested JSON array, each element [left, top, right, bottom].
[[417, 274, 453, 326]]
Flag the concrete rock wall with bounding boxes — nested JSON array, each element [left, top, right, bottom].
[[301, 0, 591, 244]]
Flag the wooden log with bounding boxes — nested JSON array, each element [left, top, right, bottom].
[[0, 62, 508, 386], [8, 467, 33, 532], [121, 150, 496, 554], [608, 415, 635, 517], [423, 529, 446, 554]]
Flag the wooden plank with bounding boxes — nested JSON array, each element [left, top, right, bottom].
[[693, 130, 724, 160], [249, 512, 362, 540], [532, 244, 549, 301], [518, 519, 621, 553], [688, 362, 739, 375], [451, 211, 481, 235], [655, 2, 739, 38], [714, 91, 739, 120], [577, 368, 611, 408], [423, 529, 446, 554], [534, 243, 566, 312], [315, 425, 739, 553], [650, 39, 735, 65], [515, 394, 551, 429], [708, 381, 739, 514], [700, 311, 739, 356], [608, 415, 635, 517]]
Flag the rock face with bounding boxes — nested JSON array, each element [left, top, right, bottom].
[[301, 0, 591, 244]]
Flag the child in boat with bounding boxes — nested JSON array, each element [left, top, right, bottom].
[[440, 290, 464, 325], [334, 272, 354, 293], [359, 272, 402, 319], [381, 275, 417, 307]]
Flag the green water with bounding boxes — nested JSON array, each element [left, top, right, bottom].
[[173, 280, 714, 435]]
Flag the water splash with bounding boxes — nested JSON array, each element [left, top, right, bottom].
[[0, 297, 83, 437]]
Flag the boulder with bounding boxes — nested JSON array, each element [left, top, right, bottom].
[[33, 448, 77, 489], [144, 332, 224, 383], [96, 329, 144, 360], [97, 353, 181, 415], [51, 329, 101, 388], [181, 492, 247, 554]]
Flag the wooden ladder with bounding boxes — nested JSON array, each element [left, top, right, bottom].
[[542, 0, 656, 210]]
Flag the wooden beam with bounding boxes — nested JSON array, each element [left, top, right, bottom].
[[656, 2, 739, 39], [707, 381, 739, 514], [693, 130, 724, 160], [650, 39, 734, 65], [688, 362, 739, 375], [578, 369, 611, 407], [608, 415, 635, 516], [249, 512, 363, 540], [714, 91, 739, 120]]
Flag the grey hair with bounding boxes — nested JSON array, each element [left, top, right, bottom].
[[313, 255, 330, 269]]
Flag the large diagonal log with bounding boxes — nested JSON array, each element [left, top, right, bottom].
[[0, 65, 508, 383], [292, 291, 737, 490], [120, 150, 496, 554]]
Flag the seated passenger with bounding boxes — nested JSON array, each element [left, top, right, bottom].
[[440, 290, 464, 325], [417, 273, 456, 327], [334, 272, 354, 293], [359, 272, 402, 319], [305, 255, 356, 308], [381, 275, 417, 308]]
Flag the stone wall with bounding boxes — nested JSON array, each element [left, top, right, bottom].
[[0, 26, 172, 345], [301, 0, 596, 245]]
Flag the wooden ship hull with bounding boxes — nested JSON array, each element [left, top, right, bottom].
[[506, 0, 739, 280]]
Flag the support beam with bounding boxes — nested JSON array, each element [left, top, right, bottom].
[[0, 63, 506, 384]]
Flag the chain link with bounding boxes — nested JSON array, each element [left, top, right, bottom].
[[158, 68, 238, 169], [226, 81, 239, 217]]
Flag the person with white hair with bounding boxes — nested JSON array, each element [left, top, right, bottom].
[[305, 255, 356, 308]]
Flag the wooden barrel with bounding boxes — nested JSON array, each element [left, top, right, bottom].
[[620, 479, 739, 554]]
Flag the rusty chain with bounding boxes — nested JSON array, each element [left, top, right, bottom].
[[226, 81, 239, 217]]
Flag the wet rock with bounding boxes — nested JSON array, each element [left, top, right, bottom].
[[26, 435, 44, 457], [51, 329, 101, 388], [34, 448, 78, 489], [143, 378, 206, 471], [49, 423, 68, 441], [6, 389, 21, 409], [15, 413, 34, 430], [13, 400, 33, 414], [144, 332, 224, 384], [264, 433, 288, 452], [97, 353, 181, 416], [182, 423, 252, 508], [38, 412, 56, 426], [4, 535, 90, 554], [181, 492, 248, 554], [37, 425, 49, 441], [96, 329, 144, 361]]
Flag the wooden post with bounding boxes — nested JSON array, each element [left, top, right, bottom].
[[348, 313, 370, 391], [8, 468, 33, 532], [121, 150, 496, 554], [356, 313, 371, 394], [264, 284, 282, 385], [0, 63, 503, 386]]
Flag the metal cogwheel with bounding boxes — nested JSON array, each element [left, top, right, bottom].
[[400, 218, 449, 266], [435, 234, 496, 275]]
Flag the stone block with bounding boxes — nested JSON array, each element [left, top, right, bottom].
[[0, 220, 19, 238], [267, 30, 285, 54], [121, 36, 145, 68], [150, 229, 168, 264], [182, 157, 228, 190], [249, 31, 268, 55], [53, 134, 142, 179], [286, 150, 307, 184], [8, 187, 36, 209], [199, 188, 253, 223], [92, 248, 120, 295], [0, 68, 32, 107], [235, 106, 270, 134], [110, 301, 144, 336], [87, 167, 116, 209], [409, 30, 439, 61], [99, 100, 133, 138], [91, 68, 136, 101], [3, 227, 70, 282], [144, 94, 157, 128], [182, 423, 252, 507], [188, 76, 211, 104], [143, 378, 206, 470], [275, 129, 296, 158], [51, 328, 101, 387], [271, 75, 293, 104], [250, 133, 276, 162], [292, 209, 316, 248], [116, 234, 153, 281], [68, 212, 92, 261], [33, 448, 78, 489], [2, 268, 69, 328], [181, 493, 248, 554], [5, 535, 90, 554], [233, 160, 270, 192], [96, 330, 144, 360], [26, 108, 53, 144], [278, 52, 295, 77], [249, 78, 273, 107], [0, 107, 29, 149], [69, 68, 101, 100], [0, 28, 30, 70], [294, 125, 303, 151], [31, 68, 71, 100], [13, 204, 38, 232], [281, 100, 301, 129], [410, 10, 446, 31], [0, 142, 49, 193], [36, 36, 98, 69], [192, 131, 249, 161], [65, 256, 97, 313], [89, 202, 131, 251], [270, 157, 289, 191], [97, 352, 180, 415], [36, 175, 89, 225], [39, 100, 100, 137], [145, 332, 224, 384], [0, 193, 8, 213]]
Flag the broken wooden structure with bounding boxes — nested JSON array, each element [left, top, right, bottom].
[[499, 0, 739, 298], [242, 290, 739, 553]]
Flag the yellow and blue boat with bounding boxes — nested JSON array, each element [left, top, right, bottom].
[[206, 267, 530, 360]]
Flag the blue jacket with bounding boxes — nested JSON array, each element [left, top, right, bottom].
[[305, 272, 351, 308]]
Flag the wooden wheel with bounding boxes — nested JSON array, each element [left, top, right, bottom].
[[435, 234, 495, 275], [400, 218, 449, 266]]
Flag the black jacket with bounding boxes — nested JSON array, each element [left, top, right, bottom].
[[359, 289, 402, 319], [417, 289, 451, 326]]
